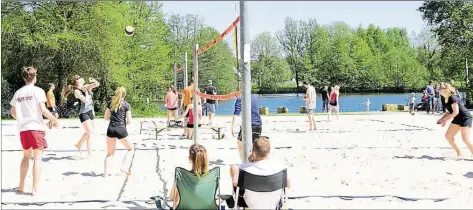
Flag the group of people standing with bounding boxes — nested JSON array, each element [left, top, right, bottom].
[[10, 66, 135, 195], [302, 82, 341, 131], [164, 79, 219, 139], [423, 80, 463, 114]]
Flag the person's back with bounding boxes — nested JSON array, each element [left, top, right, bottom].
[[109, 101, 131, 127], [230, 137, 290, 209], [46, 89, 55, 109], [204, 85, 217, 104], [239, 159, 287, 209], [12, 85, 47, 132], [250, 95, 262, 126], [320, 88, 328, 101], [307, 86, 316, 109], [183, 86, 194, 107], [165, 91, 178, 109]]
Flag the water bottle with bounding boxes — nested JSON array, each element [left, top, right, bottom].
[[220, 203, 225, 210]]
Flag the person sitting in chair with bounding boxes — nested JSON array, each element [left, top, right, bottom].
[[229, 136, 291, 209], [169, 144, 209, 208]]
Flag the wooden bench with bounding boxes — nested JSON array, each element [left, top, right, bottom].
[[139, 120, 226, 140]]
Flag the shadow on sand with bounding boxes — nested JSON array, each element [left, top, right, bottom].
[[62, 171, 102, 177], [394, 155, 473, 162]]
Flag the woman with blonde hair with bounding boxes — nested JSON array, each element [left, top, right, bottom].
[[169, 144, 209, 208], [104, 87, 134, 176], [63, 75, 100, 155], [328, 85, 340, 121], [437, 82, 473, 157], [165, 85, 179, 127]]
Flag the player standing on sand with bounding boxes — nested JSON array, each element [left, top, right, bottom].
[[231, 95, 263, 161], [437, 82, 473, 157], [303, 81, 317, 131], [10, 66, 59, 196], [63, 75, 100, 156], [181, 79, 194, 136], [46, 83, 59, 118], [204, 80, 218, 126], [104, 87, 134, 176]]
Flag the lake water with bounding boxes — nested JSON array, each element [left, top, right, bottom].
[[159, 92, 467, 114]]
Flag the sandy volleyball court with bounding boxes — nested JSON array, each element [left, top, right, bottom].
[[1, 112, 473, 209]]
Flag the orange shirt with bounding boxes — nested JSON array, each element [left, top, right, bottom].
[[183, 86, 194, 106], [46, 90, 55, 108]]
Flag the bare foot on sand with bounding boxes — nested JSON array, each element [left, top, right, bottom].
[[17, 185, 24, 193], [120, 169, 132, 176], [31, 189, 38, 196], [74, 144, 82, 154]]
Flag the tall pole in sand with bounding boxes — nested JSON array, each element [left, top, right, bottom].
[[466, 58, 470, 106], [184, 52, 188, 90], [173, 62, 177, 89], [193, 44, 199, 144], [240, 0, 252, 162]]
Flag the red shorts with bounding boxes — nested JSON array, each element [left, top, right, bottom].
[[20, 130, 47, 150]]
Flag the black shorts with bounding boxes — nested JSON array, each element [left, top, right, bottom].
[[167, 107, 178, 111], [237, 125, 262, 142], [79, 110, 94, 123], [106, 126, 128, 139], [187, 124, 202, 128], [451, 118, 472, 128]]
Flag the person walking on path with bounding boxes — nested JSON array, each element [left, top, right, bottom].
[[437, 82, 473, 157], [303, 81, 317, 131], [320, 86, 329, 113], [424, 81, 435, 114], [104, 87, 134, 177], [204, 80, 218, 126], [10, 66, 59, 196]]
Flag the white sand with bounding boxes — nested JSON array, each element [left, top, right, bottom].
[[1, 112, 473, 209]]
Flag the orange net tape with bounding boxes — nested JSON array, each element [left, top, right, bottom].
[[175, 16, 240, 73]]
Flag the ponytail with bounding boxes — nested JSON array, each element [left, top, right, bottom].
[[61, 85, 74, 101], [111, 87, 126, 112], [189, 144, 209, 177]]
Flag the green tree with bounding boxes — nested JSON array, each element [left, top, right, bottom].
[[251, 32, 291, 92], [419, 1, 473, 106]]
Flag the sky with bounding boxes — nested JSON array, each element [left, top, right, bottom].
[[160, 1, 428, 40]]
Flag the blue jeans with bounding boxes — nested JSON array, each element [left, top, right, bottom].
[[426, 95, 434, 113]]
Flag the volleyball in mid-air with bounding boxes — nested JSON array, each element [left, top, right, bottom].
[[125, 26, 135, 36]]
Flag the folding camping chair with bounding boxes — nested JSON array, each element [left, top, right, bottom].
[[233, 168, 288, 209], [152, 167, 226, 210]]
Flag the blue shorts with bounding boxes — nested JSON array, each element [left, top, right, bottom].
[[206, 103, 216, 113], [307, 109, 315, 114]]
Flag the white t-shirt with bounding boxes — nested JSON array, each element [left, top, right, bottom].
[[306, 86, 316, 109], [236, 159, 288, 209], [10, 84, 47, 132]]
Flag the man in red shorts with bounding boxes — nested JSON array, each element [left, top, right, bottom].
[[10, 66, 59, 196]]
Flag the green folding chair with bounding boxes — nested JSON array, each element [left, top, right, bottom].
[[153, 166, 224, 210]]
